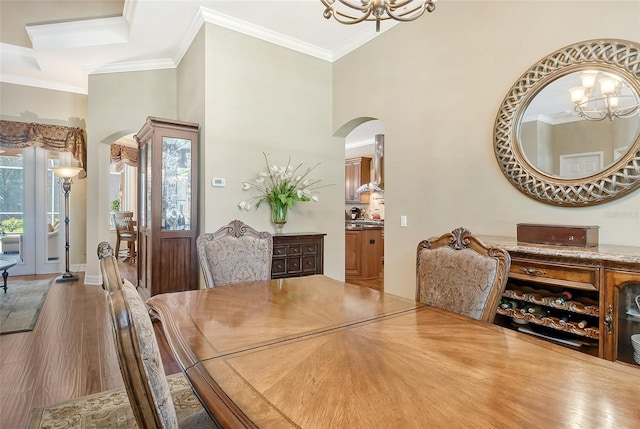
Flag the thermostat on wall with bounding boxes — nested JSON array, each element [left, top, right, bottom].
[[211, 178, 225, 187]]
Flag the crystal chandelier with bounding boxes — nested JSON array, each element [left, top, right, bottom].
[[321, 0, 437, 32], [569, 71, 640, 121]]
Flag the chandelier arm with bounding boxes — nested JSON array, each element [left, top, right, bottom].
[[387, 1, 436, 21], [575, 94, 640, 121], [322, 0, 438, 29], [322, 0, 373, 24]]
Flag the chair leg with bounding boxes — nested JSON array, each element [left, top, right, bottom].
[[128, 241, 136, 265], [115, 239, 121, 259]]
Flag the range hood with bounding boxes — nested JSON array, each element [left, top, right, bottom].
[[356, 134, 384, 193]]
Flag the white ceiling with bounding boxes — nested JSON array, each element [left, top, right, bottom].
[[0, 0, 397, 94]]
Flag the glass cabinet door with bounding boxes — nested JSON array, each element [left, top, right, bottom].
[[606, 270, 640, 366], [617, 279, 640, 365], [161, 137, 191, 231]]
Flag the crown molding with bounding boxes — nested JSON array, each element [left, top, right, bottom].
[[173, 6, 207, 66], [0, 43, 40, 70], [198, 7, 334, 62], [0, 73, 87, 94], [26, 16, 129, 51], [88, 58, 176, 75]]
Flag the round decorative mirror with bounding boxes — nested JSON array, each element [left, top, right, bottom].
[[494, 39, 640, 206]]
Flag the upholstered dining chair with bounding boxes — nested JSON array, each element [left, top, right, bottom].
[[196, 219, 273, 288], [113, 211, 137, 264], [416, 227, 511, 323], [98, 242, 218, 429]]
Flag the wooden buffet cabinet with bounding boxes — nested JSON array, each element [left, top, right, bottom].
[[271, 233, 325, 279], [480, 236, 640, 366]]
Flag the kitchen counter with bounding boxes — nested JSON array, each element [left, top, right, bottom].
[[345, 220, 384, 230]]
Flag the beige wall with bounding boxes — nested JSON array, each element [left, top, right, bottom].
[[85, 69, 177, 283], [194, 23, 343, 279], [333, 1, 640, 299], [0, 82, 87, 267]]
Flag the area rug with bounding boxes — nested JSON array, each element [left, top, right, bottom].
[[28, 373, 206, 428], [0, 278, 53, 335]]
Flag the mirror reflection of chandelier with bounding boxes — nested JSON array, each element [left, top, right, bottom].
[[569, 71, 640, 121], [321, 0, 437, 32]]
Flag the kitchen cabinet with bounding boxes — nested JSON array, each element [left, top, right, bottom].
[[345, 228, 383, 280], [134, 117, 200, 296], [345, 157, 371, 204], [481, 235, 640, 365], [271, 233, 325, 279]]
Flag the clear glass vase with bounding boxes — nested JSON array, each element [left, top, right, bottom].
[[271, 201, 288, 234]]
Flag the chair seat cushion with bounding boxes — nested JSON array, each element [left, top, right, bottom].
[[27, 373, 212, 429]]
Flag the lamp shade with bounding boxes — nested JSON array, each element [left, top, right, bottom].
[[53, 166, 82, 178]]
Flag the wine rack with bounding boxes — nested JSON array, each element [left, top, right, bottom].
[[479, 235, 640, 363], [502, 286, 599, 316]]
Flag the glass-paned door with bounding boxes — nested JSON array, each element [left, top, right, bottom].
[[0, 146, 66, 275]]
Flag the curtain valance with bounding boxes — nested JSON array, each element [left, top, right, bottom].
[[0, 120, 87, 177], [110, 143, 138, 167]]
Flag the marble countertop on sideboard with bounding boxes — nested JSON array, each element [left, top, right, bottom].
[[477, 235, 640, 265]]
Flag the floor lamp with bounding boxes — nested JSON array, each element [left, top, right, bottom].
[[52, 166, 82, 283]]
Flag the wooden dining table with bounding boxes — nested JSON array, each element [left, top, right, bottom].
[[147, 275, 640, 428]]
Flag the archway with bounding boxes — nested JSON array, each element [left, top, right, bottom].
[[339, 117, 385, 292]]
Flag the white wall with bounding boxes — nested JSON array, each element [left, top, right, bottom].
[[333, 1, 640, 299]]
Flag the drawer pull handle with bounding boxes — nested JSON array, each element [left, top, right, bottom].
[[604, 305, 613, 335], [520, 267, 547, 276]]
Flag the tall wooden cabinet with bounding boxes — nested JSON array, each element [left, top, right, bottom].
[[134, 117, 199, 296]]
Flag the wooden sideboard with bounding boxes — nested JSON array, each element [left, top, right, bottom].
[[271, 233, 325, 279], [480, 236, 640, 366]]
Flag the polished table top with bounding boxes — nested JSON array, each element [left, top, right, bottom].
[[148, 275, 640, 428]]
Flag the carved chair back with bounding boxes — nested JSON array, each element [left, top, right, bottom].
[[196, 220, 273, 288], [99, 241, 180, 429], [416, 227, 511, 323]]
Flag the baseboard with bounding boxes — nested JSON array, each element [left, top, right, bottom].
[[84, 273, 102, 285]]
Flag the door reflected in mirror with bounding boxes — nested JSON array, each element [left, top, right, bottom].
[[519, 70, 640, 179]]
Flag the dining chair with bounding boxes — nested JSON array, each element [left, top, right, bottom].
[[98, 242, 218, 429], [416, 227, 511, 323], [113, 211, 136, 264], [196, 219, 273, 288]]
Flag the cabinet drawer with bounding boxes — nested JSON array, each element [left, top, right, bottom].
[[286, 257, 302, 274], [303, 243, 318, 255], [273, 246, 287, 256], [302, 255, 317, 273], [510, 258, 599, 291]]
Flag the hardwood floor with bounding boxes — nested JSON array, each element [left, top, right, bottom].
[[0, 259, 178, 429]]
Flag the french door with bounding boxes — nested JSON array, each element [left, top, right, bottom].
[[0, 146, 67, 275]]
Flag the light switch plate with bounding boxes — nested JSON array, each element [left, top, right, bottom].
[[211, 178, 225, 187]]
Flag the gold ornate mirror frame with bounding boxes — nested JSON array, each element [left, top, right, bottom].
[[494, 39, 640, 206]]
